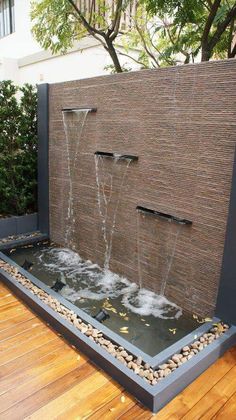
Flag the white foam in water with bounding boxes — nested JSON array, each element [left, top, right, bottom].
[[122, 289, 182, 319], [61, 286, 108, 302], [38, 247, 182, 319]]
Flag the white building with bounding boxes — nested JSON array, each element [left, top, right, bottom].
[[0, 0, 139, 84]]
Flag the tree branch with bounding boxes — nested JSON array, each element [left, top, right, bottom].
[[201, 0, 221, 47], [134, 21, 160, 67], [117, 49, 148, 67], [209, 3, 236, 50], [67, 0, 105, 36], [229, 34, 236, 57], [198, 0, 211, 12], [228, 18, 235, 56], [108, 0, 123, 38]]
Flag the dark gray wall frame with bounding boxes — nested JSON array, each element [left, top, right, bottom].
[[37, 83, 50, 235], [216, 145, 236, 325]]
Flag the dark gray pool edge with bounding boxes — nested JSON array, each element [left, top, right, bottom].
[[0, 263, 235, 412], [0, 234, 49, 251], [0, 251, 220, 367]]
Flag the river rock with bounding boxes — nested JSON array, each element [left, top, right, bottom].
[[92, 329, 99, 338], [139, 370, 145, 378], [136, 356, 142, 366], [143, 370, 150, 378], [168, 361, 177, 369], [147, 372, 154, 381], [172, 355, 180, 363], [117, 356, 126, 363], [163, 368, 171, 377], [159, 363, 169, 370]]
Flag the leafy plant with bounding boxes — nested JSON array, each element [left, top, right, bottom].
[[31, 0, 133, 73], [0, 81, 38, 216]]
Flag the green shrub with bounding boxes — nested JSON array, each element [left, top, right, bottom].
[[0, 80, 37, 216]]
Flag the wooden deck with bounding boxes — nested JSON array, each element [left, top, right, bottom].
[[0, 282, 236, 419]]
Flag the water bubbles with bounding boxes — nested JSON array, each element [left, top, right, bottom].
[[38, 247, 182, 320]]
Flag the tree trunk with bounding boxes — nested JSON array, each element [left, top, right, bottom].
[[201, 46, 211, 61], [105, 38, 123, 73]]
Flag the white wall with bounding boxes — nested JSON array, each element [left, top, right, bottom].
[[0, 0, 42, 59], [19, 47, 111, 84], [0, 0, 140, 84], [0, 57, 19, 82]]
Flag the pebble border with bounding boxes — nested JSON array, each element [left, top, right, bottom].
[[0, 259, 229, 386], [0, 232, 40, 245]]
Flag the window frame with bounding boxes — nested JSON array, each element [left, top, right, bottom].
[[0, 0, 15, 39]]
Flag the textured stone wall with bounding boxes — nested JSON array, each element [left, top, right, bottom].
[[49, 59, 236, 317]]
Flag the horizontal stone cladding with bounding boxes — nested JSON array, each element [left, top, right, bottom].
[[49, 59, 236, 317]]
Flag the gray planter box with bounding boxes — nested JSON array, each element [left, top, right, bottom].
[[0, 213, 38, 239]]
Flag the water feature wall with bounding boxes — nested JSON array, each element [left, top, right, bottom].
[[48, 59, 236, 317]]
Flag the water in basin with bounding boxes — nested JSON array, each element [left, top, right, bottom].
[[6, 242, 199, 357]]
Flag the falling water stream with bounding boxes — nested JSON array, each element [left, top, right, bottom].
[[136, 214, 181, 296], [160, 222, 181, 296], [62, 110, 89, 248], [95, 155, 131, 270]]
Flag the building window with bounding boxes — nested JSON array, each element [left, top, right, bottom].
[[0, 0, 15, 39]]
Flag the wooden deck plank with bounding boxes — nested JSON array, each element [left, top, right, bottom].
[[0, 318, 44, 342], [213, 391, 236, 419], [25, 371, 112, 419], [1, 362, 96, 420], [0, 311, 36, 332], [0, 294, 17, 306], [0, 343, 69, 396], [0, 337, 62, 379], [0, 285, 13, 297], [0, 300, 25, 317], [0, 346, 87, 413], [154, 346, 236, 419], [56, 379, 123, 420], [88, 393, 136, 419], [118, 403, 153, 420], [0, 330, 60, 367], [0, 281, 236, 419], [0, 322, 50, 352], [0, 305, 30, 323], [181, 365, 236, 419]]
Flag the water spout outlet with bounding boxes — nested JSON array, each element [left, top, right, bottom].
[[136, 206, 192, 225], [94, 151, 138, 162], [62, 107, 97, 113]]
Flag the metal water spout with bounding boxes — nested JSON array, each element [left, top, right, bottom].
[[62, 107, 97, 113]]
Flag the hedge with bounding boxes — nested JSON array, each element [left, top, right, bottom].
[[0, 80, 37, 216]]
